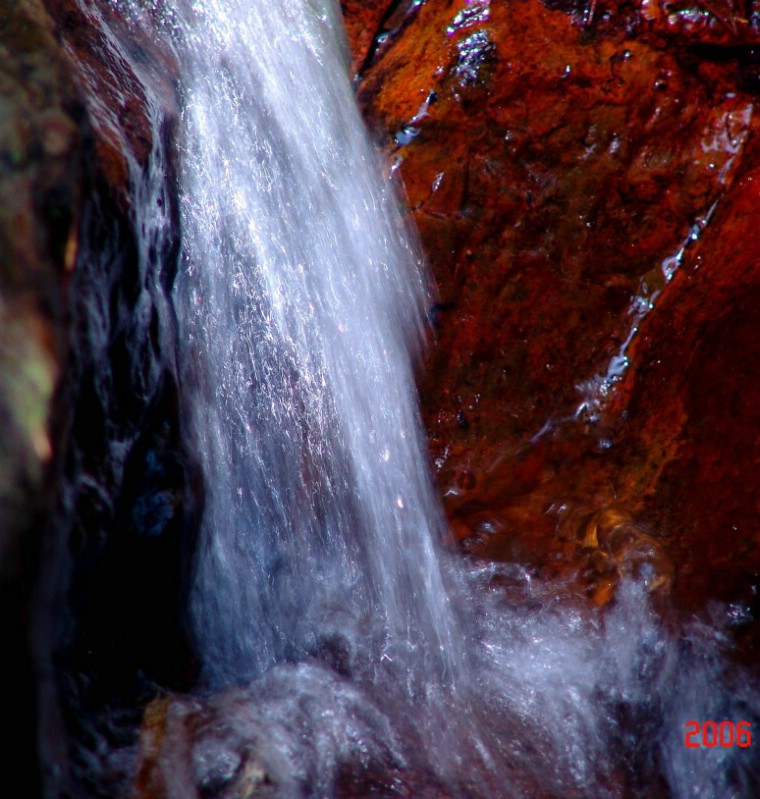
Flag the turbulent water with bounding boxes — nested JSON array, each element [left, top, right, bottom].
[[166, 0, 460, 689], [107, 1, 760, 797]]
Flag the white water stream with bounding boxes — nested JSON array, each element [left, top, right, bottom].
[[113, 2, 759, 796], [170, 0, 461, 690]]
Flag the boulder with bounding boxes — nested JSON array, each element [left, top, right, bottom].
[[348, 0, 760, 635]]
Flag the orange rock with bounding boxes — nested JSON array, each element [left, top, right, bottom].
[[44, 0, 179, 204], [349, 0, 760, 630], [340, 0, 392, 76]]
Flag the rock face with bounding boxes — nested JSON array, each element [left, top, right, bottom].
[[1, 2, 195, 795], [346, 0, 760, 637], [4, 0, 759, 795], [0, 2, 83, 791]]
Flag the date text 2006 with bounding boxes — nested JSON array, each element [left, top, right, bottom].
[[684, 721, 751, 748]]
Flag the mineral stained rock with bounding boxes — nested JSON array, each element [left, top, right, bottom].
[[5, 0, 760, 793], [347, 0, 760, 631]]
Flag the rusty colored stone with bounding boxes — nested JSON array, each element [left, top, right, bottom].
[[44, 0, 179, 204], [349, 0, 760, 629], [607, 151, 760, 610], [340, 0, 392, 75]]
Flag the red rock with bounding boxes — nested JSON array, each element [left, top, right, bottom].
[[340, 0, 393, 75], [44, 0, 179, 203], [349, 0, 760, 628]]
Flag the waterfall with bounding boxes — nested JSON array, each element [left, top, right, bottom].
[[167, 0, 460, 688], [97, 2, 760, 797]]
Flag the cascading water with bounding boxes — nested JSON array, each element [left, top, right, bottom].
[[170, 0, 460, 689], [103, 2, 760, 797]]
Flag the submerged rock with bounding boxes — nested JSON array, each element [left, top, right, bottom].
[[133, 664, 436, 799]]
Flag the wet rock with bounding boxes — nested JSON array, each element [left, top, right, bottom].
[[0, 0, 192, 795], [348, 0, 760, 637], [0, 0, 86, 789], [340, 0, 393, 76], [132, 664, 428, 799], [44, 0, 179, 203], [562, 505, 674, 606], [606, 153, 760, 615]]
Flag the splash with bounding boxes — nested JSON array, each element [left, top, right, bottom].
[[105, 2, 760, 797]]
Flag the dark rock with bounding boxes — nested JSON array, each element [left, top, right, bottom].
[[0, 1, 196, 796], [0, 0, 86, 791]]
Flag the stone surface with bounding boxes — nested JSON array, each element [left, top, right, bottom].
[[340, 0, 391, 75], [132, 667, 439, 799], [0, 0, 86, 790], [48, 0, 179, 202], [348, 0, 760, 637], [39, 5, 198, 795], [1, 1, 192, 795], [4, 0, 758, 793]]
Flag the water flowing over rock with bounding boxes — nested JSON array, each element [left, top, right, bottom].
[[169, 0, 461, 690], [4, 0, 760, 797], [349, 0, 760, 623], [0, 1, 194, 794]]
